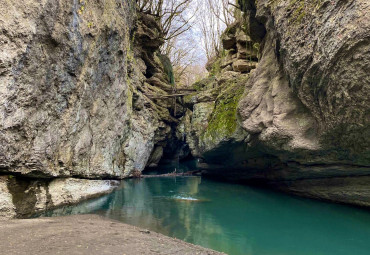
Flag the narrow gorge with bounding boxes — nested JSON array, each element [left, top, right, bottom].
[[176, 0, 370, 207], [0, 0, 370, 254]]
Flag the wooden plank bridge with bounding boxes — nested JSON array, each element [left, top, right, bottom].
[[144, 88, 196, 99], [144, 88, 196, 116], [144, 92, 194, 99]]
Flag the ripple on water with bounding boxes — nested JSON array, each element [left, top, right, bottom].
[[36, 177, 370, 255]]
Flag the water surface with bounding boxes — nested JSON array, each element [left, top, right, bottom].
[[39, 177, 370, 255]]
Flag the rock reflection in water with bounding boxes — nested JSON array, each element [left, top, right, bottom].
[[37, 177, 370, 255]]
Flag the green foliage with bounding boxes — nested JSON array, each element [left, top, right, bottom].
[[253, 43, 260, 53], [158, 54, 175, 85], [210, 58, 222, 77]]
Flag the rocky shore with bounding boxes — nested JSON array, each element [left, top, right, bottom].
[[0, 214, 224, 255], [0, 176, 119, 219]]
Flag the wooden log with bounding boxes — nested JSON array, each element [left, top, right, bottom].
[[145, 93, 194, 99], [141, 170, 202, 178], [162, 88, 196, 93]]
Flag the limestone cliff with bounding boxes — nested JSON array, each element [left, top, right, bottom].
[[239, 0, 370, 170], [0, 0, 369, 211], [179, 0, 370, 206], [0, 0, 175, 179], [0, 0, 184, 218]]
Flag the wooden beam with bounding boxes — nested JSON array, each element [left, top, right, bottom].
[[145, 93, 194, 99], [162, 88, 196, 93]]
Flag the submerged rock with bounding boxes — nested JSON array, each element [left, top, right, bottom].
[[272, 176, 370, 208]]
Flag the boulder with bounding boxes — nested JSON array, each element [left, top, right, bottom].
[[221, 34, 237, 50], [237, 42, 258, 60], [0, 176, 119, 219], [232, 60, 257, 73], [221, 22, 239, 50], [236, 30, 251, 44]]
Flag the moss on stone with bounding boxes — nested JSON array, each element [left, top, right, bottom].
[[210, 58, 222, 77], [192, 77, 217, 91], [202, 75, 248, 142], [158, 53, 175, 85]]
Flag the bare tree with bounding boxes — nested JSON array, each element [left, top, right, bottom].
[[176, 64, 207, 87], [196, 0, 221, 61], [207, 0, 235, 27], [193, 0, 237, 62], [161, 33, 206, 87], [136, 0, 195, 40], [137, 0, 238, 81]]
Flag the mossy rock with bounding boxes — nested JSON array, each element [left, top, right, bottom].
[[223, 21, 239, 37], [202, 75, 249, 144], [192, 77, 217, 91], [157, 53, 175, 85]]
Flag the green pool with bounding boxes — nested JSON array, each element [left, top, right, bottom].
[[38, 177, 370, 255]]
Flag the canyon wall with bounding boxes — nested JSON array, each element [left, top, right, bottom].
[[0, 0, 179, 217], [0, 0, 175, 179], [0, 0, 369, 213], [239, 0, 370, 170], [180, 0, 370, 206]]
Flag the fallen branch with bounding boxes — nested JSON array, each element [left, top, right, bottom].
[[142, 170, 202, 178]]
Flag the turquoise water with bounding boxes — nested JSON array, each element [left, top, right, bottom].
[[39, 177, 370, 255]]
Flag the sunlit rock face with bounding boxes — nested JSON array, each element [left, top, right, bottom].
[[0, 1, 173, 179], [238, 0, 370, 172], [0, 176, 16, 219], [186, 0, 370, 171]]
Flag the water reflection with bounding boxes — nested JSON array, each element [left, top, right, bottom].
[[38, 177, 370, 255]]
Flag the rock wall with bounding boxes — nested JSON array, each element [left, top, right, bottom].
[[0, 0, 174, 179], [238, 0, 370, 172], [0, 0, 369, 210], [177, 20, 259, 162], [0, 176, 16, 219], [180, 0, 370, 206], [0, 175, 119, 219]]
